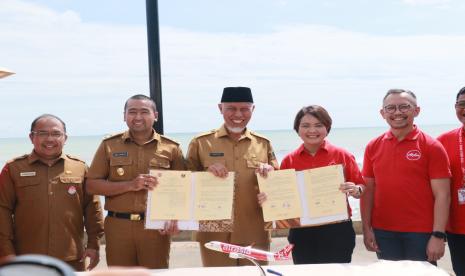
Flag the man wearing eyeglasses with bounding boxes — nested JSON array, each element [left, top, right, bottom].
[[437, 86, 465, 276], [361, 89, 451, 264], [0, 114, 104, 271]]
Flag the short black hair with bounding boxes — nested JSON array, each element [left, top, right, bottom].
[[456, 87, 465, 101], [124, 94, 157, 113], [30, 114, 66, 133], [293, 105, 332, 134]]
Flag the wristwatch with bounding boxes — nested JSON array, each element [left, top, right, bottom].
[[431, 231, 447, 241]]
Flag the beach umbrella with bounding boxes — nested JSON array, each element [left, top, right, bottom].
[[0, 68, 15, 79]]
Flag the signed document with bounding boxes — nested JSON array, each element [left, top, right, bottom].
[[303, 164, 347, 218], [264, 164, 349, 230], [257, 169, 302, 221], [148, 170, 192, 220], [194, 172, 234, 220], [145, 170, 235, 231]]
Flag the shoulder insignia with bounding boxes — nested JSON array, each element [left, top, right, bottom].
[[7, 154, 28, 163], [102, 132, 125, 141], [65, 154, 86, 163], [249, 131, 271, 142], [194, 129, 216, 139], [160, 135, 180, 145]]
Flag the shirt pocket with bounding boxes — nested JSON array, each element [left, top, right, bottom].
[[109, 157, 133, 180], [149, 155, 171, 170], [203, 158, 226, 170], [59, 176, 83, 198], [244, 154, 267, 169], [16, 177, 41, 201]]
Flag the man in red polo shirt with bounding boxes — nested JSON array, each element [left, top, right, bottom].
[[437, 86, 465, 276], [361, 89, 451, 263]]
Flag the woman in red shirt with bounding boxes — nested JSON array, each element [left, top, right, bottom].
[[260, 105, 365, 264]]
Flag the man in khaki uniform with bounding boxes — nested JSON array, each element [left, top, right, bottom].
[[86, 94, 185, 269], [0, 114, 104, 271], [186, 87, 279, 266]]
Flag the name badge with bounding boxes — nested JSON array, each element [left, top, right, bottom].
[[20, 172, 36, 177], [458, 188, 465, 205], [209, 152, 224, 157], [113, 152, 128, 157]]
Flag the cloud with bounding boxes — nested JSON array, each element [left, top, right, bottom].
[[1, 0, 464, 137]]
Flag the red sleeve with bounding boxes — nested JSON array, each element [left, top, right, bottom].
[[280, 155, 291, 170], [362, 141, 374, 178], [344, 154, 365, 184], [428, 140, 451, 179]]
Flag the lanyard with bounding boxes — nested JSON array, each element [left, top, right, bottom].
[[458, 128, 465, 187]]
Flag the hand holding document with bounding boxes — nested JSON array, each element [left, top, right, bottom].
[[259, 164, 349, 229], [145, 170, 235, 231]]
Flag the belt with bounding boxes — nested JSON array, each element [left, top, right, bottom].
[[107, 211, 145, 221]]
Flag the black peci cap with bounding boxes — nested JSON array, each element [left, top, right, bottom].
[[220, 87, 253, 103]]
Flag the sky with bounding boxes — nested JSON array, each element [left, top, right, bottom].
[[1, 0, 465, 137]]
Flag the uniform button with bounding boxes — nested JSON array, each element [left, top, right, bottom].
[[49, 192, 53, 195]]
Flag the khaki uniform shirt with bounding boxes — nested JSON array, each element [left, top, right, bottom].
[[0, 152, 104, 261], [186, 125, 278, 245], [87, 131, 185, 213]]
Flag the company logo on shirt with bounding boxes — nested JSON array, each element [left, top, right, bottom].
[[406, 150, 421, 160]]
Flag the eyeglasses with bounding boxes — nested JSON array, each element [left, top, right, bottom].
[[31, 131, 65, 139], [383, 104, 412, 114], [456, 101, 465, 109]]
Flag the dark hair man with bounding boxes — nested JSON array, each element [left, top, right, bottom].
[[86, 94, 185, 269]]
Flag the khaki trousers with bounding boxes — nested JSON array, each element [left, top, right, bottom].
[[104, 216, 170, 268]]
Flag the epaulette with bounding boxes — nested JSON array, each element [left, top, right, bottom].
[[65, 154, 86, 163], [194, 129, 216, 139], [160, 134, 180, 145], [249, 131, 271, 142], [7, 154, 28, 164], [102, 132, 125, 141]]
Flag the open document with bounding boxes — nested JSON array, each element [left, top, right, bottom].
[[258, 164, 349, 229], [257, 169, 302, 221], [145, 170, 235, 231]]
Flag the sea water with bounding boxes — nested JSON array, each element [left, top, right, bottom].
[[0, 124, 456, 220]]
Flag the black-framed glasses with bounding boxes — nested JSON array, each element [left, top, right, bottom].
[[455, 101, 465, 109], [31, 131, 65, 139], [383, 104, 412, 114]]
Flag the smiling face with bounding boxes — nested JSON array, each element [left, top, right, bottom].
[[218, 102, 254, 133], [124, 99, 158, 135], [298, 114, 328, 152], [381, 92, 419, 130], [29, 117, 67, 160]]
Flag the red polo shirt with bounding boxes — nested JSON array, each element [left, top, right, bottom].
[[362, 126, 451, 233], [437, 127, 465, 234], [280, 140, 364, 217]]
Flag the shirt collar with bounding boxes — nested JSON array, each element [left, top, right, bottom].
[[27, 151, 66, 165], [384, 125, 420, 141], [217, 124, 252, 140], [121, 129, 160, 144], [297, 140, 329, 156]]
